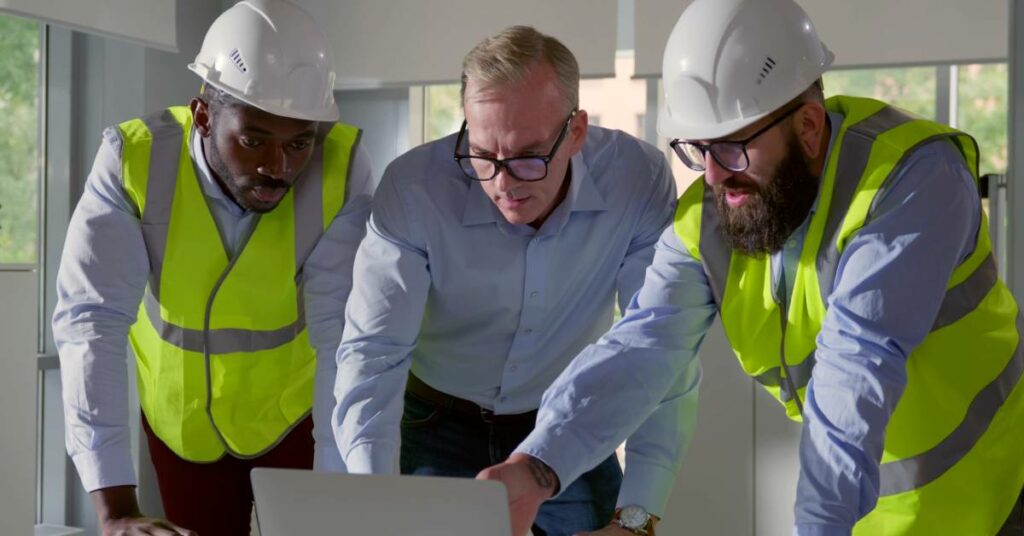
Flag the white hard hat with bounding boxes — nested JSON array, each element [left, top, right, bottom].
[[189, 0, 339, 122], [657, 0, 834, 141]]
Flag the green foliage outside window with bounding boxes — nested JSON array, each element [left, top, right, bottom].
[[958, 64, 1008, 177], [823, 66, 937, 119], [823, 64, 1008, 178], [426, 84, 463, 143], [0, 15, 40, 264]]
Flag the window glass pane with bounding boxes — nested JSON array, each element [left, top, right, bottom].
[[425, 84, 462, 143], [958, 63, 1008, 176], [0, 15, 40, 265], [823, 67, 937, 119], [583, 54, 704, 194], [579, 53, 646, 136]]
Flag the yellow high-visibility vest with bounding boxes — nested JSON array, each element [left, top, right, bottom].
[[120, 106, 360, 461], [674, 96, 1024, 535]]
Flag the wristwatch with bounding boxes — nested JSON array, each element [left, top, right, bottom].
[[614, 505, 653, 535]]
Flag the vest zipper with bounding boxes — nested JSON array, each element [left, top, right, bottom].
[[202, 213, 262, 456], [773, 261, 804, 415]]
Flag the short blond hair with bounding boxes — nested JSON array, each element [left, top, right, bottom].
[[460, 25, 579, 112]]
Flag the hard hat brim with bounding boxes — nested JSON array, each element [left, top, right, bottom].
[[189, 64, 340, 123], [657, 104, 773, 142]]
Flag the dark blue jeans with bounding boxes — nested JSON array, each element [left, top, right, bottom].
[[1000, 487, 1024, 536], [400, 391, 623, 536]]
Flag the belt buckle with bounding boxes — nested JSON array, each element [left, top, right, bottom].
[[479, 406, 496, 424]]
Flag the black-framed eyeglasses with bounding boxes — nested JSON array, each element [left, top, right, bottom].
[[669, 103, 804, 173], [453, 109, 578, 181]]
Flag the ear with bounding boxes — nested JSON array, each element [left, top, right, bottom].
[[191, 97, 213, 137], [567, 109, 589, 155], [794, 102, 827, 160]]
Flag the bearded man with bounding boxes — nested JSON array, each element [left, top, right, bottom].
[[479, 0, 1024, 535]]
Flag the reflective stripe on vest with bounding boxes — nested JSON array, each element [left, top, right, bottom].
[[674, 96, 1024, 534], [121, 106, 361, 461]]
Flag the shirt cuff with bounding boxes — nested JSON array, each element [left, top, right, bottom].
[[793, 523, 853, 536], [343, 442, 397, 475], [617, 461, 678, 518], [514, 427, 591, 500], [313, 445, 347, 473], [71, 446, 137, 492]]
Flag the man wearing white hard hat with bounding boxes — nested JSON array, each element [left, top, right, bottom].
[[52, 1, 374, 534], [480, 0, 1024, 534]]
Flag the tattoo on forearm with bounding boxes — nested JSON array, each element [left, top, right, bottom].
[[526, 457, 557, 491]]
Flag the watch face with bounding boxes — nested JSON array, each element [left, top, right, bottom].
[[620, 505, 650, 529]]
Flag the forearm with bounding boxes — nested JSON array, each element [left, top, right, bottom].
[[518, 226, 714, 493], [56, 319, 137, 490], [517, 343, 700, 496], [332, 203, 430, 473], [305, 192, 374, 472], [333, 346, 413, 473], [618, 359, 700, 517], [313, 348, 344, 471], [91, 485, 142, 522]]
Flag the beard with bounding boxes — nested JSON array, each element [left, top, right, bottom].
[[712, 136, 820, 257]]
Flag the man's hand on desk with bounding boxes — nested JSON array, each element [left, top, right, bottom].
[[101, 516, 198, 536], [92, 485, 198, 536], [477, 453, 560, 536]]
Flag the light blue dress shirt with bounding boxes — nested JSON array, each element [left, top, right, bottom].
[[53, 124, 376, 492], [516, 113, 981, 535], [333, 126, 689, 515]]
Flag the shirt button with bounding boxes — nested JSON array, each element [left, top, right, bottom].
[[530, 291, 539, 299], [787, 240, 797, 249], [524, 329, 533, 335], [510, 365, 519, 372]]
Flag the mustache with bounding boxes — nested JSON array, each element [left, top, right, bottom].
[[248, 175, 290, 190], [714, 176, 762, 193]]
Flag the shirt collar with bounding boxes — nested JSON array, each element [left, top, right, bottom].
[[461, 149, 607, 229]]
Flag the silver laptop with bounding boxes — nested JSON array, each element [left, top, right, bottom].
[[251, 468, 513, 536]]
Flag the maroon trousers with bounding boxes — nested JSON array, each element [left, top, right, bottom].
[[142, 413, 314, 536]]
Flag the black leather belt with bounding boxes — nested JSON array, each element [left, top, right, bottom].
[[406, 374, 538, 425]]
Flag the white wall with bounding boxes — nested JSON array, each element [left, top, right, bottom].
[[292, 0, 618, 88], [0, 0, 176, 51], [0, 268, 38, 535], [634, 0, 1008, 78], [659, 320, 756, 535], [654, 322, 803, 536]]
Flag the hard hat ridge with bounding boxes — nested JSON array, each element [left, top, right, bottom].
[[189, 0, 340, 122], [657, 0, 833, 141]]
